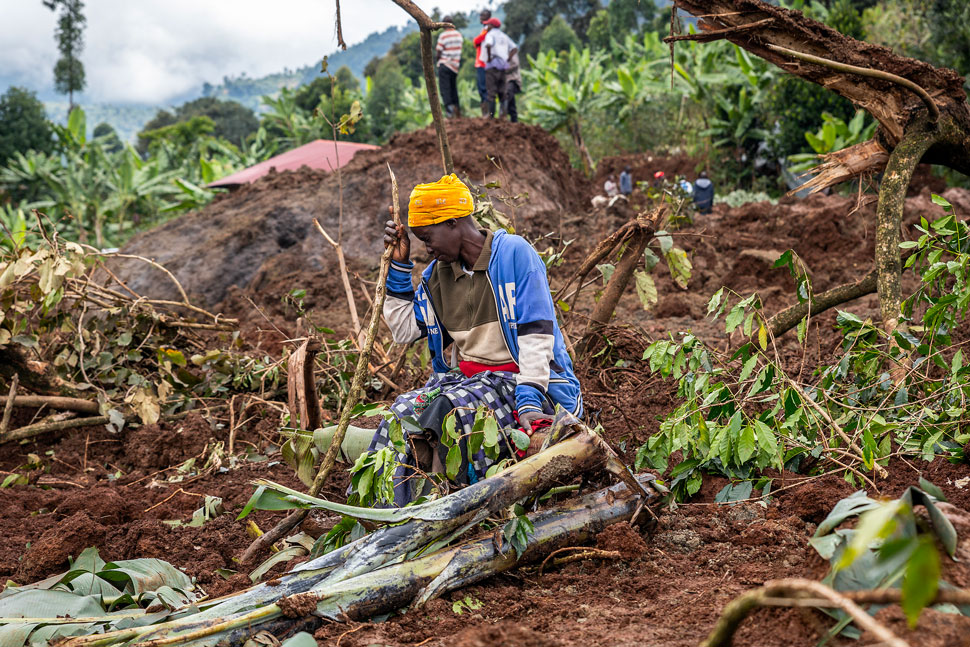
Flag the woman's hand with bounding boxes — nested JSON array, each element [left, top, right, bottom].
[[383, 205, 410, 263]]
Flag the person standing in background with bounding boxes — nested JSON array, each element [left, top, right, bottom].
[[472, 10, 491, 108], [482, 18, 513, 118], [604, 174, 618, 197], [505, 44, 522, 122], [435, 16, 463, 118], [619, 165, 633, 195]]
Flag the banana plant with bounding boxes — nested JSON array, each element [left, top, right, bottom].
[[101, 146, 180, 238], [524, 47, 608, 175]]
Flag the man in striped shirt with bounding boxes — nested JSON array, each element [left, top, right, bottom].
[[435, 16, 463, 118]]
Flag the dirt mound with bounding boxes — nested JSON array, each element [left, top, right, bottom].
[[108, 119, 592, 314]]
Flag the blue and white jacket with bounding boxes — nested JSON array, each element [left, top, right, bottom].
[[383, 229, 583, 417]]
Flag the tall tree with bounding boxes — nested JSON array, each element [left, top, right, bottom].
[[43, 0, 86, 110], [0, 87, 54, 164]]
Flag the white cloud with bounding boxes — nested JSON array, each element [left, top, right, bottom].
[[1, 0, 490, 105]]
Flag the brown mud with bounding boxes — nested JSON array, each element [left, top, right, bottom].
[[3, 121, 970, 646]]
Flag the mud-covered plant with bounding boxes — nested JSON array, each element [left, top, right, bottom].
[[811, 482, 965, 633], [637, 201, 970, 500]]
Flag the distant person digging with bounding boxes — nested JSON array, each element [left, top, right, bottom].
[[369, 174, 583, 505], [619, 166, 633, 196], [693, 171, 714, 214]]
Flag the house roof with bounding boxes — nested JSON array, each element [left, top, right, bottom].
[[208, 139, 379, 188]]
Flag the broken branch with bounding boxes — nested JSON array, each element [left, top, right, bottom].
[[701, 578, 909, 647], [766, 44, 939, 123]]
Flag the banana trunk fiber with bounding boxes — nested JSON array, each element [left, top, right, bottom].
[[60, 429, 617, 646], [89, 476, 656, 647]]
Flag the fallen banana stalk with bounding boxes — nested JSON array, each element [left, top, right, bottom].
[[51, 422, 658, 646], [61, 474, 657, 647]]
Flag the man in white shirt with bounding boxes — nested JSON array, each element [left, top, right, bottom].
[[481, 18, 517, 118]]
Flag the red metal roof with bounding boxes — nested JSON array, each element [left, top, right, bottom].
[[208, 139, 379, 188]]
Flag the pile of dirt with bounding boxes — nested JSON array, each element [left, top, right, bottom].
[[107, 119, 592, 320]]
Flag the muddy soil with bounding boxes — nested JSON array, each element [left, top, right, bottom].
[[4, 121, 970, 646]]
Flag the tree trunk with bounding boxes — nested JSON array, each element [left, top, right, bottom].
[[579, 228, 651, 355], [569, 119, 594, 177], [767, 267, 877, 338], [874, 123, 939, 338]]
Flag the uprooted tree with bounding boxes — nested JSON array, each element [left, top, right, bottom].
[[665, 0, 970, 349]]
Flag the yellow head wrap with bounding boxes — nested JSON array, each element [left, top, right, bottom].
[[407, 174, 474, 228]]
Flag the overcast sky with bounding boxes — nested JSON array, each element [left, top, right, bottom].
[[2, 0, 489, 105]]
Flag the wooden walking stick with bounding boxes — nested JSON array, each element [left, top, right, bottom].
[[240, 164, 404, 564]]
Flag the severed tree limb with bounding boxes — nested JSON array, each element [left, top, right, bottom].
[[553, 219, 639, 303], [3, 415, 110, 444], [578, 208, 665, 355], [64, 466, 657, 647], [793, 139, 889, 197], [389, 0, 454, 175], [663, 17, 774, 42], [334, 0, 346, 50], [9, 395, 99, 414], [766, 44, 939, 123], [701, 578, 909, 647], [767, 267, 876, 338]]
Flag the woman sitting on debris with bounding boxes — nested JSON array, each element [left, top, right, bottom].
[[367, 174, 583, 505]]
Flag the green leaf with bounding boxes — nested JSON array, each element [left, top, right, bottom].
[[445, 444, 461, 480], [707, 287, 725, 316], [737, 426, 756, 464], [836, 500, 903, 570], [665, 247, 692, 289], [725, 306, 744, 334], [738, 355, 757, 382], [596, 263, 615, 285], [634, 269, 658, 311], [902, 537, 940, 628], [714, 481, 753, 503], [483, 417, 499, 448], [509, 429, 531, 452], [281, 632, 319, 647]]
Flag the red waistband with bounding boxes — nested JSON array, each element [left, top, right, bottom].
[[459, 361, 519, 378]]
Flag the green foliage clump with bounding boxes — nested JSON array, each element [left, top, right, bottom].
[[137, 97, 258, 154], [0, 87, 54, 165], [765, 75, 858, 161], [636, 195, 970, 502], [539, 15, 582, 54]]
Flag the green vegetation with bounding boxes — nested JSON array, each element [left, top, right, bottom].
[[0, 87, 54, 165], [636, 194, 970, 501]]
